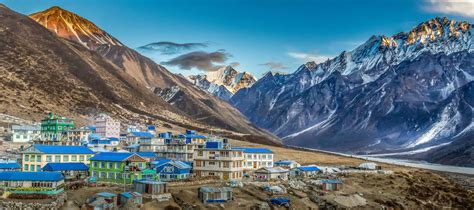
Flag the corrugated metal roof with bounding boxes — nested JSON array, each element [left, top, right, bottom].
[[130, 132, 154, 138], [233, 147, 273, 154], [275, 160, 296, 165], [257, 167, 288, 173], [42, 162, 89, 171], [153, 159, 191, 169], [97, 192, 117, 197], [133, 179, 165, 184], [320, 179, 343, 184], [0, 172, 63, 181], [33, 145, 94, 154], [0, 163, 21, 169], [11, 124, 40, 131], [120, 192, 132, 198], [297, 166, 320, 171], [151, 159, 172, 166], [90, 152, 135, 162], [199, 187, 232, 193], [108, 137, 119, 141]]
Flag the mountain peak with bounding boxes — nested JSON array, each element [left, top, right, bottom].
[[30, 6, 123, 49]]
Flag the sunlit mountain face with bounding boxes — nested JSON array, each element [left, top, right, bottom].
[[231, 17, 474, 166], [30, 6, 123, 50], [187, 66, 257, 100]]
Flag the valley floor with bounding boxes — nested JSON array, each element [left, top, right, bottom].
[[60, 139, 474, 209]]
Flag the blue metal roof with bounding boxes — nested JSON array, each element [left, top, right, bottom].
[[89, 134, 102, 140], [33, 145, 94, 154], [90, 152, 135, 162], [108, 137, 119, 141], [151, 159, 172, 166], [275, 160, 295, 165], [135, 152, 156, 157], [233, 147, 273, 154], [134, 179, 165, 184], [131, 132, 154, 138], [0, 172, 63, 181], [321, 179, 343, 184], [0, 163, 21, 169], [42, 162, 89, 171], [296, 166, 320, 171], [121, 192, 132, 198], [89, 140, 112, 145], [97, 192, 117, 197]]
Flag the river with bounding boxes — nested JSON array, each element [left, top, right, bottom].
[[291, 146, 474, 175]]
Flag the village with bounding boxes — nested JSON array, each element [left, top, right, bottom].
[[0, 113, 472, 209]]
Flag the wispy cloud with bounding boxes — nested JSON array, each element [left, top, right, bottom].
[[423, 0, 474, 18], [287, 52, 332, 64], [229, 62, 240, 67], [137, 41, 208, 55], [161, 50, 230, 71], [259, 61, 288, 70]]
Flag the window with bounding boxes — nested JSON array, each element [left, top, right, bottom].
[[36, 165, 41, 172], [79, 156, 84, 161], [63, 156, 69, 162], [29, 165, 34, 171], [24, 155, 29, 162], [71, 155, 77, 161], [36, 155, 41, 162], [55, 155, 61, 162], [115, 163, 121, 169], [209, 161, 215, 165], [46, 156, 52, 162], [93, 162, 98, 167], [92, 171, 97, 177], [24, 164, 29, 171], [100, 172, 106, 178], [108, 172, 114, 178], [100, 162, 105, 168]]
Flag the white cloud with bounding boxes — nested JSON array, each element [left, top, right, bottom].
[[287, 52, 332, 64], [424, 0, 474, 18]]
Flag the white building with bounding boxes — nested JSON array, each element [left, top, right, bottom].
[[10, 125, 41, 143], [274, 160, 301, 169], [94, 114, 120, 138], [193, 141, 244, 180], [254, 167, 288, 181], [234, 148, 273, 170], [139, 137, 166, 153]]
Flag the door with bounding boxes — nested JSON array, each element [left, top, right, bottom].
[[253, 161, 257, 168]]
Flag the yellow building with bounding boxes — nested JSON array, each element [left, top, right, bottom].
[[21, 145, 94, 172]]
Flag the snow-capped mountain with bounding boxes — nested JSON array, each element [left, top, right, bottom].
[[231, 17, 474, 166], [188, 66, 256, 100]]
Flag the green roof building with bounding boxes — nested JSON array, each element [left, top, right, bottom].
[[41, 113, 74, 141]]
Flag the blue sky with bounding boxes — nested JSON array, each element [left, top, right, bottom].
[[2, 0, 473, 77]]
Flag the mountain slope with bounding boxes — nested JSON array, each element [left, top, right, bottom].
[[0, 3, 183, 126], [0, 4, 280, 145], [188, 66, 256, 100], [230, 17, 474, 165]]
